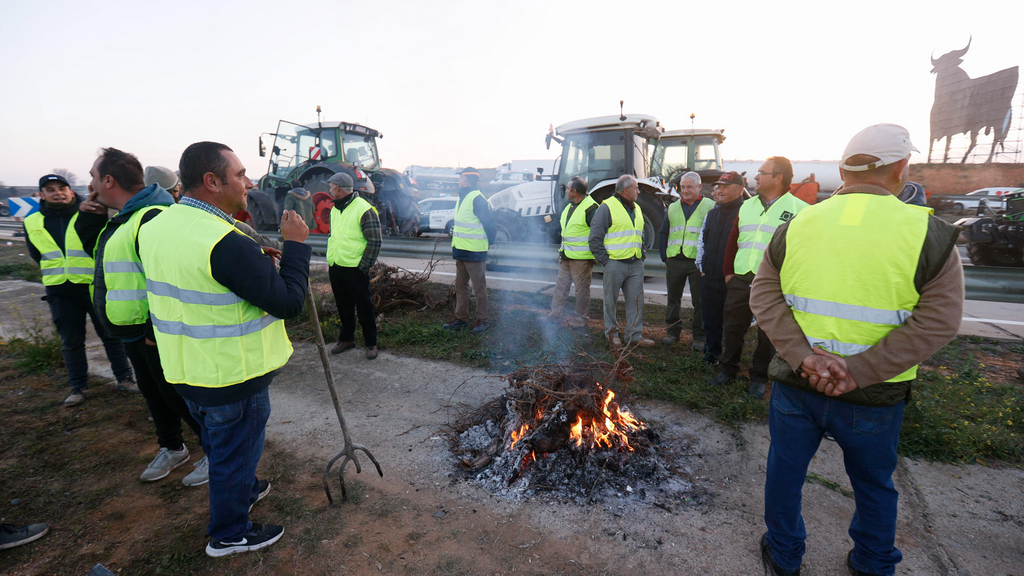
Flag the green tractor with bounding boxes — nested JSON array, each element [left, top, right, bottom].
[[956, 189, 1024, 267], [250, 108, 419, 235]]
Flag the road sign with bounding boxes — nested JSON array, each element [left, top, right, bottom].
[[7, 197, 40, 218]]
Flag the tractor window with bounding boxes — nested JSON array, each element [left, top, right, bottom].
[[559, 130, 627, 191], [693, 136, 721, 171], [651, 139, 690, 181], [342, 132, 379, 169]]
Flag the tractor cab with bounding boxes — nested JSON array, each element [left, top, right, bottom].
[[260, 120, 381, 191], [545, 114, 666, 247], [649, 129, 726, 193]]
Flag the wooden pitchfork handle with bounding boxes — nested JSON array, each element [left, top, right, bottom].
[[305, 279, 383, 504]]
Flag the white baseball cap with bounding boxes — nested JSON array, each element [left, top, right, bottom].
[[840, 123, 919, 172]]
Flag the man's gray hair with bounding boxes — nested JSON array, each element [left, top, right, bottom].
[[680, 171, 702, 186], [615, 174, 637, 194]]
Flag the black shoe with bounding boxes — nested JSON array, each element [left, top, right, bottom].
[[0, 523, 50, 550], [442, 319, 468, 331], [249, 479, 271, 512], [761, 533, 800, 576], [703, 352, 718, 367], [707, 372, 734, 387], [206, 522, 284, 558], [846, 550, 881, 576], [748, 379, 766, 398]]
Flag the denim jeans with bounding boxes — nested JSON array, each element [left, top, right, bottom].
[[764, 383, 905, 576], [185, 387, 270, 542], [46, 287, 133, 391]]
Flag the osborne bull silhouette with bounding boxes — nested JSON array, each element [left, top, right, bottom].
[[929, 37, 1019, 163]]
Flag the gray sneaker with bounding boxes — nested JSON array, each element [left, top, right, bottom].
[[182, 455, 209, 487], [64, 389, 89, 407], [140, 446, 190, 482], [114, 377, 140, 393]]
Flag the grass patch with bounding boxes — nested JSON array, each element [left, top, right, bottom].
[[0, 241, 42, 282], [900, 337, 1024, 463], [805, 472, 855, 498]]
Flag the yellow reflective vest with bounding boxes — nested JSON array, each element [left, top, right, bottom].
[[735, 193, 807, 275], [559, 195, 597, 260], [452, 190, 489, 252], [139, 204, 293, 388], [602, 196, 644, 260], [327, 196, 378, 268], [666, 196, 714, 259], [100, 206, 166, 326], [780, 193, 927, 382], [24, 211, 94, 286]]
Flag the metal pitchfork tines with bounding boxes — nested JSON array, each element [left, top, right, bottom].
[[305, 280, 383, 504]]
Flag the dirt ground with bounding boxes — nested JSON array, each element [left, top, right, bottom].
[[1, 278, 1023, 575]]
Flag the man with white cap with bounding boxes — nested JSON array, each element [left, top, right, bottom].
[[750, 124, 964, 576]]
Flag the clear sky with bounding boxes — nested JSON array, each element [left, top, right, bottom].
[[0, 0, 1021, 186]]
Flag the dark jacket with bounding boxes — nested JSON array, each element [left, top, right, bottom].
[[698, 196, 743, 282], [24, 195, 109, 296], [284, 187, 316, 230], [452, 187, 496, 262], [92, 184, 176, 342], [169, 204, 312, 407]]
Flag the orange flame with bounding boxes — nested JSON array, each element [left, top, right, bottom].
[[565, 385, 645, 452], [510, 424, 528, 451]]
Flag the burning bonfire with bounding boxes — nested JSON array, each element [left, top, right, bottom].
[[450, 360, 700, 505]]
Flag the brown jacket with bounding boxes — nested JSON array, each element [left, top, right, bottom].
[[750, 184, 964, 394]]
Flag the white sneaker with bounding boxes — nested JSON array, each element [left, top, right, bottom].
[[140, 446, 190, 482], [182, 456, 209, 487]]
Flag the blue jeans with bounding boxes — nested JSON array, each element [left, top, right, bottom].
[[764, 383, 905, 576], [185, 387, 270, 542], [46, 287, 133, 391]]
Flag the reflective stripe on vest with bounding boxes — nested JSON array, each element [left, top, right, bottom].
[[602, 197, 644, 259], [24, 211, 95, 285], [138, 203, 293, 388], [734, 193, 808, 275], [452, 190, 489, 252], [559, 195, 597, 260], [101, 205, 166, 326], [779, 193, 927, 382], [666, 196, 714, 259], [327, 196, 378, 267]]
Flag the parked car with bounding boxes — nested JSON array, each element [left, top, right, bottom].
[[417, 196, 458, 235], [952, 187, 1023, 213]]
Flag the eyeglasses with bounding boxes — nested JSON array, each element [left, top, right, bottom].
[[756, 171, 780, 176]]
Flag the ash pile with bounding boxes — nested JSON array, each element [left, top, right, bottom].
[[449, 360, 702, 506]]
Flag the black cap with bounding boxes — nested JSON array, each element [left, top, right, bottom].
[[459, 166, 479, 177], [39, 174, 70, 190], [714, 171, 744, 187]]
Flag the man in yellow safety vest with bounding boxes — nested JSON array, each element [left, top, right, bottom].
[[548, 176, 598, 325], [709, 157, 807, 397], [139, 141, 311, 558], [23, 172, 135, 406], [588, 175, 654, 348], [442, 167, 496, 334], [750, 124, 964, 576], [326, 171, 382, 359], [659, 171, 714, 349]]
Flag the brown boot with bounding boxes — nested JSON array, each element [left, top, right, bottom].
[[331, 341, 356, 355], [365, 346, 378, 360]]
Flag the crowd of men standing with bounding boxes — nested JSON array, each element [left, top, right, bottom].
[[9, 124, 966, 576]]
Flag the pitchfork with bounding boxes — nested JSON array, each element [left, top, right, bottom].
[[305, 280, 383, 504]]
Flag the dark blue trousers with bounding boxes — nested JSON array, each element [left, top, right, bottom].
[[46, 286, 132, 391]]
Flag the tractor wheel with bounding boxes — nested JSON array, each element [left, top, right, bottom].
[[234, 210, 253, 227], [311, 192, 334, 234], [967, 242, 1023, 267], [494, 224, 513, 243]]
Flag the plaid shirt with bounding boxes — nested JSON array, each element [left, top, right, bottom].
[[359, 207, 382, 273], [180, 196, 236, 225]]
